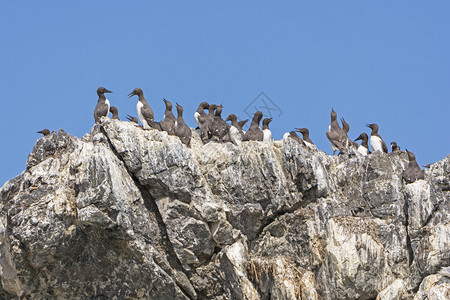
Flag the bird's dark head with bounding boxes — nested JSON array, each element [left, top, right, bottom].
[[330, 108, 337, 121], [209, 104, 218, 113], [238, 119, 248, 127], [215, 104, 223, 116], [128, 88, 143, 98], [296, 128, 308, 134], [163, 98, 173, 110], [341, 118, 349, 132], [391, 142, 397, 147], [199, 102, 209, 109], [263, 118, 272, 125], [253, 111, 263, 122], [354, 133, 367, 141], [225, 114, 236, 122], [37, 129, 50, 136], [97, 87, 112, 95], [366, 123, 378, 131], [176, 103, 183, 114]]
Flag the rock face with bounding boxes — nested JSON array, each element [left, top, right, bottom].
[[1, 118, 449, 299]]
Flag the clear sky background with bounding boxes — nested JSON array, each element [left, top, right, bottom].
[[1, 1, 449, 185]]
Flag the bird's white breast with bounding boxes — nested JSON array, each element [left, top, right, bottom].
[[304, 140, 315, 150], [263, 129, 272, 142], [229, 126, 242, 146], [194, 112, 201, 128], [136, 101, 150, 129], [358, 145, 368, 156], [105, 99, 110, 117], [370, 135, 383, 152]]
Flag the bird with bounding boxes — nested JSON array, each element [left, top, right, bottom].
[[225, 114, 245, 146], [110, 106, 120, 120], [262, 118, 273, 142], [391, 142, 401, 152], [94, 87, 112, 123], [126, 115, 139, 124], [160, 98, 176, 135], [295, 128, 315, 149], [128, 88, 155, 130], [283, 131, 306, 146], [238, 119, 248, 133], [201, 104, 218, 143], [244, 111, 264, 141], [341, 118, 355, 148], [402, 150, 425, 183], [194, 102, 209, 129], [37, 129, 50, 136], [326, 109, 346, 155], [354, 133, 370, 156], [174, 103, 192, 146], [366, 123, 388, 153], [209, 104, 229, 142]]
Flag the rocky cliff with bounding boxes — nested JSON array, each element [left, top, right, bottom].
[[1, 118, 449, 299]]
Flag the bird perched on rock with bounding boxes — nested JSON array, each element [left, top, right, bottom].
[[194, 102, 209, 129], [295, 128, 315, 149], [94, 87, 112, 123], [244, 111, 264, 141], [110, 106, 120, 120], [326, 109, 346, 155], [209, 104, 229, 142], [160, 98, 176, 135], [341, 118, 356, 148], [366, 123, 388, 153], [283, 131, 306, 146], [37, 129, 50, 136], [225, 114, 245, 146], [174, 103, 192, 146], [126, 115, 139, 124], [128, 88, 156, 130], [238, 120, 248, 133], [354, 133, 370, 156], [402, 150, 424, 183], [391, 142, 401, 152], [262, 118, 273, 142], [201, 104, 218, 143]]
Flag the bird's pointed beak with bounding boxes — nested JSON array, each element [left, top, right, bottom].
[[105, 89, 113, 93], [128, 92, 135, 98]]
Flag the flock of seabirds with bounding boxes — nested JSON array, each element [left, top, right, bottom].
[[37, 87, 425, 183]]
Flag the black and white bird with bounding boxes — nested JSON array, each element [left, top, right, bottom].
[[225, 114, 245, 146], [37, 129, 50, 136], [244, 111, 264, 141], [262, 118, 273, 142], [174, 103, 192, 146], [209, 104, 229, 142], [326, 109, 346, 155], [128, 88, 155, 130], [366, 123, 388, 153], [354, 133, 370, 156], [94, 87, 112, 123], [341, 118, 356, 148], [295, 128, 315, 149], [283, 131, 306, 146], [194, 102, 209, 129], [402, 150, 425, 183], [391, 142, 401, 152], [238, 119, 248, 133], [110, 106, 120, 120], [160, 98, 176, 135]]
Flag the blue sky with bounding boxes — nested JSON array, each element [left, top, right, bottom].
[[1, 1, 449, 184]]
